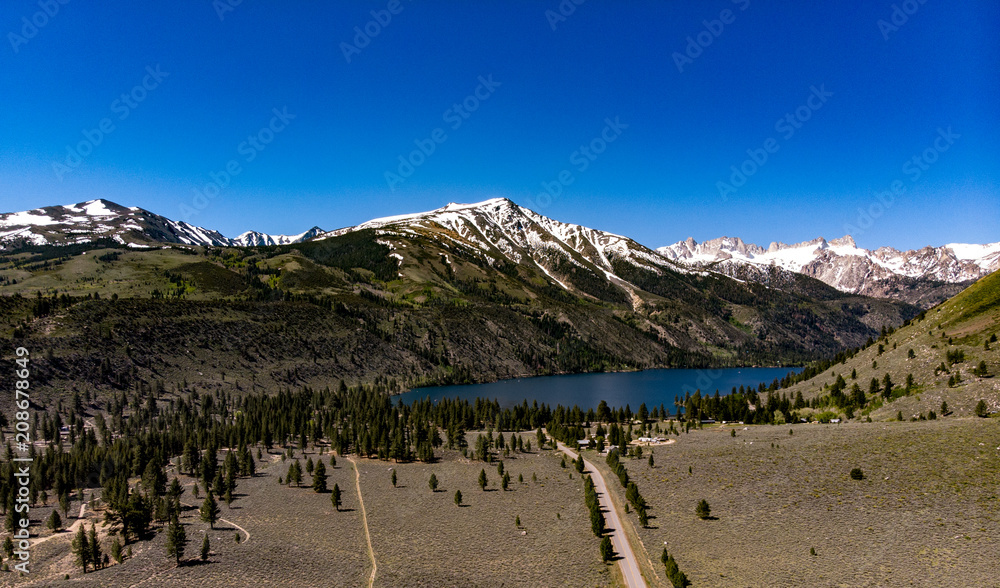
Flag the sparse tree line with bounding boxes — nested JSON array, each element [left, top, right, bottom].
[[582, 473, 613, 564], [606, 450, 649, 527], [1, 380, 686, 574]]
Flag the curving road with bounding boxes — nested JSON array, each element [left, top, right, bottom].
[[557, 441, 647, 588]]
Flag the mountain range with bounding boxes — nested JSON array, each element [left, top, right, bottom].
[[659, 235, 1000, 307], [0, 197, 937, 397], [2, 198, 995, 310]]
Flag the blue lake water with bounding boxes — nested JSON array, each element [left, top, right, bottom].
[[397, 367, 803, 411]]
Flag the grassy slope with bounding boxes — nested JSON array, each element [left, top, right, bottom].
[[591, 418, 1000, 588], [783, 270, 1000, 419]]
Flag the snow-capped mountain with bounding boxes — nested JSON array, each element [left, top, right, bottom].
[[232, 227, 325, 247], [0, 199, 232, 247], [322, 197, 686, 295], [0, 199, 323, 249], [3, 197, 994, 309], [658, 235, 1000, 305]]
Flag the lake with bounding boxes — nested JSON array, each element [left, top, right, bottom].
[[397, 367, 803, 412]]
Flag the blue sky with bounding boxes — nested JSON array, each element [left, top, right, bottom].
[[0, 0, 996, 250]]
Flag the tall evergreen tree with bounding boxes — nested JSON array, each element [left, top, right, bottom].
[[72, 525, 90, 573], [332, 483, 342, 511], [88, 523, 102, 570], [166, 515, 187, 565], [312, 460, 328, 493], [46, 510, 61, 532], [200, 493, 220, 529], [600, 536, 614, 563]]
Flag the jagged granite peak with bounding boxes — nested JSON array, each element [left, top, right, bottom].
[[658, 234, 1000, 307]]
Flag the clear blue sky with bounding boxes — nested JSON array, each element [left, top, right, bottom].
[[0, 1, 996, 250]]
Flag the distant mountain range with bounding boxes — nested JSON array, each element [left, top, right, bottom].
[[1, 197, 995, 308], [658, 236, 1000, 307]]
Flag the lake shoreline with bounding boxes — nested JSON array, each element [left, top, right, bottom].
[[394, 366, 805, 411]]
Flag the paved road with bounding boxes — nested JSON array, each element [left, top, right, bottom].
[[557, 442, 647, 588]]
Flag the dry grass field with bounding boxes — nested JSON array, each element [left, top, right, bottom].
[[591, 417, 1000, 588], [3, 439, 612, 587], [4, 449, 370, 587], [357, 434, 611, 587]]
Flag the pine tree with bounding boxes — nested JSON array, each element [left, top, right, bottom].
[[332, 484, 342, 511], [47, 510, 61, 531], [166, 515, 186, 564], [88, 523, 102, 570], [312, 460, 328, 493], [478, 469, 488, 491], [454, 489, 462, 506], [200, 493, 220, 529], [72, 525, 90, 573], [287, 460, 302, 487], [201, 534, 210, 561], [600, 535, 614, 563], [428, 473, 438, 492], [696, 499, 711, 520], [391, 469, 397, 488], [111, 538, 123, 563]]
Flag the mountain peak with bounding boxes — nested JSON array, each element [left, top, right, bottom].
[[829, 235, 857, 249]]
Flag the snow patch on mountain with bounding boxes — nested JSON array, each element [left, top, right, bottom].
[[658, 235, 1000, 294]]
